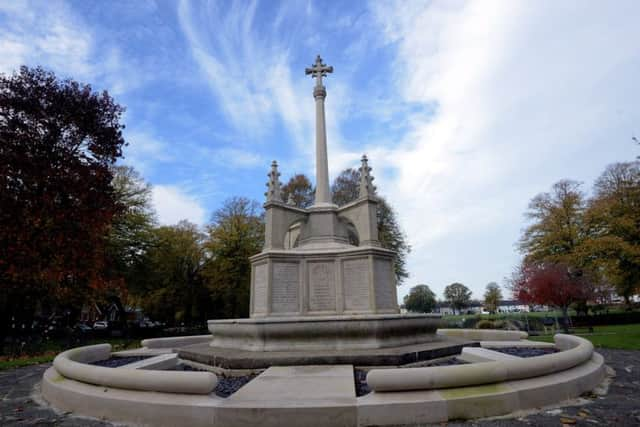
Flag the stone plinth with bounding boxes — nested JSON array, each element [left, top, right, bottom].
[[249, 246, 399, 317], [207, 313, 442, 352]]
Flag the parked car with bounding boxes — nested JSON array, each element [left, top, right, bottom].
[[74, 323, 93, 333], [93, 321, 109, 330]]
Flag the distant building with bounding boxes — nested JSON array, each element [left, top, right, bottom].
[[496, 300, 531, 313], [432, 300, 549, 315]]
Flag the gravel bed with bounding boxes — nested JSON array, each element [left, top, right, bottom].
[[354, 369, 371, 396], [89, 356, 151, 367], [213, 374, 258, 398], [489, 347, 557, 358]]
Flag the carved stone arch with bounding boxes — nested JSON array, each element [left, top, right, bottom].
[[337, 198, 379, 247], [339, 217, 360, 246], [284, 220, 305, 249], [263, 204, 308, 250]]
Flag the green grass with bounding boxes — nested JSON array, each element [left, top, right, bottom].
[[0, 337, 140, 371], [529, 323, 640, 350]]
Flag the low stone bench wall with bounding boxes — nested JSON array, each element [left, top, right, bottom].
[[141, 334, 213, 349], [53, 344, 217, 394], [367, 334, 592, 392], [437, 328, 528, 341]]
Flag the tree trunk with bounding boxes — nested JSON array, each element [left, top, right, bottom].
[[561, 306, 570, 333]]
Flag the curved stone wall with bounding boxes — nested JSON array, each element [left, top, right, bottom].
[[366, 334, 592, 392], [53, 344, 217, 394], [437, 328, 528, 341]]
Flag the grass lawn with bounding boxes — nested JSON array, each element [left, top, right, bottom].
[[529, 323, 640, 350], [0, 337, 140, 371]]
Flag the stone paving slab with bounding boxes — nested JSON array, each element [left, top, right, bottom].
[[228, 364, 355, 404]]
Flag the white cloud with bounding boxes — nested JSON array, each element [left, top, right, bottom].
[[122, 129, 173, 175], [152, 185, 207, 226], [0, 1, 92, 77], [367, 0, 640, 299]]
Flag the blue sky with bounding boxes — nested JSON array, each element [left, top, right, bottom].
[[2, 0, 639, 302]]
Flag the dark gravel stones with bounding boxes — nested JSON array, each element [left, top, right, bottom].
[[89, 356, 151, 367], [213, 374, 258, 398], [489, 347, 557, 357], [354, 369, 371, 397]]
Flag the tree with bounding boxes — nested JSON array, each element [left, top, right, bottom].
[[281, 174, 314, 208], [443, 283, 472, 314], [403, 284, 436, 313], [582, 162, 640, 306], [510, 262, 593, 332], [331, 168, 360, 206], [483, 282, 502, 314], [105, 166, 157, 299], [202, 197, 264, 318], [519, 180, 586, 266], [0, 66, 125, 345], [331, 168, 411, 283], [141, 221, 207, 325]]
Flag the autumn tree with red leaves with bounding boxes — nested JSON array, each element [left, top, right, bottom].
[[0, 67, 126, 345], [510, 262, 592, 332]]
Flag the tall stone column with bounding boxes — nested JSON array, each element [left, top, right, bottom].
[[314, 85, 331, 205], [306, 55, 334, 207]]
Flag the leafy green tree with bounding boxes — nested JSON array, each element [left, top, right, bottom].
[[331, 168, 411, 284], [202, 197, 264, 318], [519, 179, 586, 267], [0, 66, 125, 347], [483, 282, 502, 314], [444, 282, 472, 314], [141, 221, 207, 325], [403, 284, 436, 313], [105, 166, 157, 300], [583, 162, 640, 305], [281, 174, 314, 208]]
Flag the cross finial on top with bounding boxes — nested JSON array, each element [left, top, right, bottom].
[[305, 55, 333, 87]]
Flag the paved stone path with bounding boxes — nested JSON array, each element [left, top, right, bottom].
[[1, 349, 638, 426]]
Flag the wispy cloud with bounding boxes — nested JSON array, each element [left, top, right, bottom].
[[177, 0, 313, 145], [152, 185, 207, 226]]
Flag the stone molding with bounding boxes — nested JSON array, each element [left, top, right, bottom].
[[207, 313, 441, 352]]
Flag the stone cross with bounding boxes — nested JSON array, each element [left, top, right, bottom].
[[305, 55, 333, 88], [305, 55, 333, 206]]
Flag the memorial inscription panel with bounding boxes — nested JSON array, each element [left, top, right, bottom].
[[374, 258, 396, 310], [343, 258, 370, 311], [253, 263, 268, 314], [308, 262, 336, 312], [271, 262, 299, 313]]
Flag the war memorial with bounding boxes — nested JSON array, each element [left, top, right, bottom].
[[40, 56, 607, 427]]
